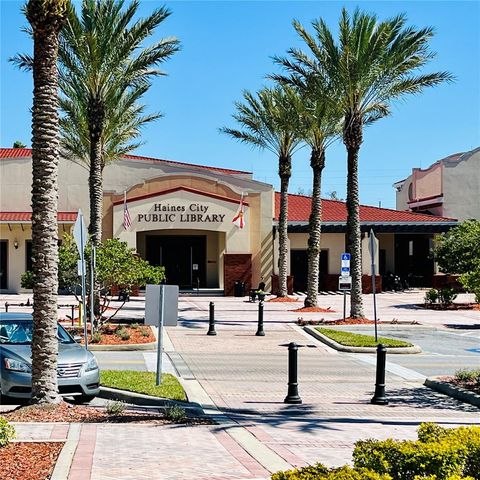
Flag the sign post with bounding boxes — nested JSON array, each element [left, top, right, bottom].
[[340, 253, 351, 321], [155, 284, 165, 386], [369, 229, 378, 342], [90, 246, 96, 336], [73, 210, 88, 350]]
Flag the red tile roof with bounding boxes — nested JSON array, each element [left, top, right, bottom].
[[275, 193, 456, 223], [0, 148, 32, 158], [0, 148, 251, 175], [0, 212, 77, 222]]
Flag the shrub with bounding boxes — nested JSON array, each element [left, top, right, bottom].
[[271, 464, 392, 480], [454, 369, 480, 384], [438, 288, 457, 307], [140, 328, 150, 337], [424, 289, 439, 305], [164, 404, 186, 423], [105, 400, 127, 416], [20, 270, 34, 289], [91, 331, 102, 344], [353, 438, 468, 479], [130, 323, 139, 330], [354, 424, 480, 480], [0, 417, 15, 447], [116, 326, 130, 341]]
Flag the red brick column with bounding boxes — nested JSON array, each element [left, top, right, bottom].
[[224, 254, 252, 296], [361, 275, 382, 294]]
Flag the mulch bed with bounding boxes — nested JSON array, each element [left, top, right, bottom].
[[297, 317, 375, 326], [0, 442, 63, 480], [267, 297, 298, 302], [1, 401, 212, 425], [440, 376, 480, 395], [419, 303, 480, 311], [64, 324, 155, 345], [293, 306, 335, 313]]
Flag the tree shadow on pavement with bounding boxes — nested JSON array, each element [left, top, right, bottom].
[[444, 324, 480, 329], [385, 385, 479, 412]]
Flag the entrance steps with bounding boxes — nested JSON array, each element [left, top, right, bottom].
[[179, 288, 225, 297]]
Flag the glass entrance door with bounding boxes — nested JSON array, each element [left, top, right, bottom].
[[146, 235, 206, 289]]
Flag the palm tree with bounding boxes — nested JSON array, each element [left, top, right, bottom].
[[26, 0, 69, 405], [282, 11, 452, 317], [283, 82, 340, 307], [59, 0, 180, 245], [222, 86, 304, 297]]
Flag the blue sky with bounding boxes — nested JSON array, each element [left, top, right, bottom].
[[1, 0, 479, 208]]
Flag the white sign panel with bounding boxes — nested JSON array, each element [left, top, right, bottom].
[[339, 276, 352, 291]]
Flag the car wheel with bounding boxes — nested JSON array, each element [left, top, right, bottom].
[[71, 394, 96, 404]]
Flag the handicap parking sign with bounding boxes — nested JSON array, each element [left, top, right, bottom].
[[341, 253, 351, 261]]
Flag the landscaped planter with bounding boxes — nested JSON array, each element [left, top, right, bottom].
[[424, 376, 480, 407]]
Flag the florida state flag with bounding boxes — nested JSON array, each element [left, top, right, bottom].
[[232, 193, 246, 229]]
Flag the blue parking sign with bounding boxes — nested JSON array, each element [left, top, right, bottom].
[[341, 253, 350, 261]]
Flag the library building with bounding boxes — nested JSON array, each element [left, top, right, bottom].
[[0, 148, 457, 295]]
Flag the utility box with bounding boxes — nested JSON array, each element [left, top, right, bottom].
[[145, 284, 179, 326]]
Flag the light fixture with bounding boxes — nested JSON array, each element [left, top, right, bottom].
[[13, 239, 19, 250]]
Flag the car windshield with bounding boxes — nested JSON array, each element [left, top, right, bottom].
[[0, 320, 75, 345]]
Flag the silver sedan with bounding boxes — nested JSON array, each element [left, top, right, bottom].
[[0, 313, 100, 402]]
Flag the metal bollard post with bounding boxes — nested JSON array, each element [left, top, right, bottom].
[[256, 300, 265, 336], [207, 301, 217, 336], [5, 302, 8, 312], [371, 344, 389, 405], [284, 342, 302, 404], [71, 305, 75, 327]]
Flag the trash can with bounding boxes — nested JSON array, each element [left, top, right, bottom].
[[234, 281, 245, 297]]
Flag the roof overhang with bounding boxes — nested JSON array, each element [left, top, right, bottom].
[[281, 220, 457, 234]]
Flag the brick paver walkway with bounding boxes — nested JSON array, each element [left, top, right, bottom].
[[167, 297, 479, 469]]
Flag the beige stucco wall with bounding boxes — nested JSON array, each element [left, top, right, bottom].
[[378, 233, 395, 272], [413, 162, 442, 200], [443, 148, 480, 221]]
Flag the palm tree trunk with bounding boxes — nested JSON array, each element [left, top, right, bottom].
[[344, 113, 364, 318], [305, 147, 325, 307], [87, 98, 105, 246], [27, 0, 68, 405], [278, 155, 291, 297]]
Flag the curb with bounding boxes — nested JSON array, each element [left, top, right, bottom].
[[50, 423, 81, 480], [87, 341, 156, 351], [303, 326, 422, 354], [98, 386, 202, 413], [424, 377, 480, 408]]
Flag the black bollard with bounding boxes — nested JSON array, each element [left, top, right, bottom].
[[371, 343, 388, 405], [284, 342, 302, 404], [5, 302, 8, 313], [71, 305, 75, 326], [207, 301, 217, 336], [256, 300, 265, 336]]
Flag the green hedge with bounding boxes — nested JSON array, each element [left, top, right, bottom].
[[353, 424, 480, 480], [0, 417, 15, 447], [270, 424, 479, 480], [271, 464, 392, 480]]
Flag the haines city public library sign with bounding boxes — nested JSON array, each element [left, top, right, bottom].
[[138, 202, 227, 224], [113, 187, 249, 236]]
